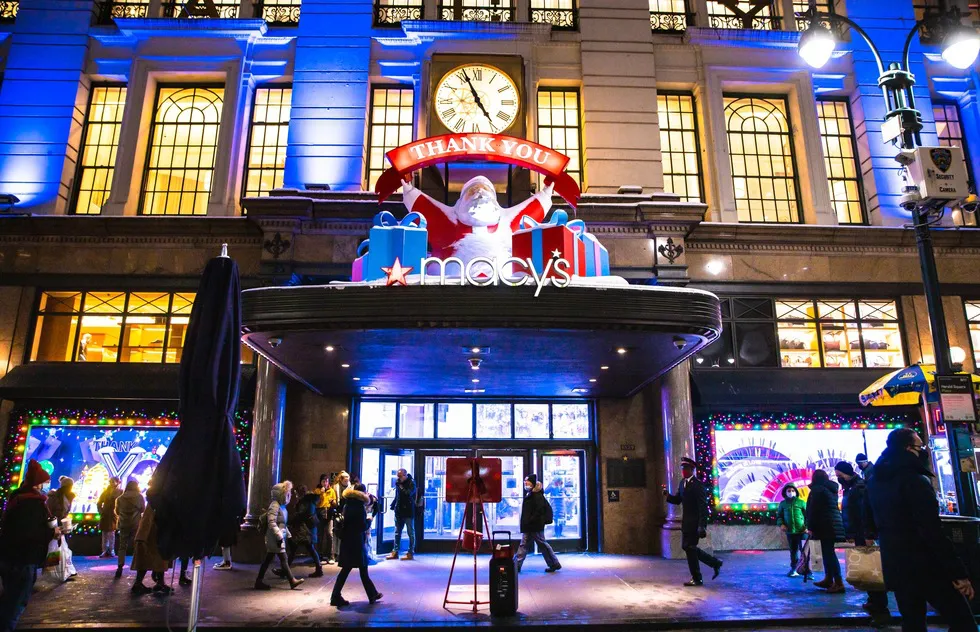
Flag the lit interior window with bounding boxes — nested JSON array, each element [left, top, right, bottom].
[[163, 0, 239, 17], [817, 99, 865, 225], [244, 87, 291, 200], [439, 0, 513, 21], [1, 0, 18, 19], [257, 0, 301, 25], [707, 1, 777, 30], [657, 92, 702, 202], [141, 86, 224, 216], [367, 87, 414, 192], [791, 0, 831, 31], [649, 0, 690, 31], [537, 89, 583, 189], [530, 0, 576, 29], [73, 86, 127, 215], [724, 95, 800, 223], [935, 103, 976, 227]]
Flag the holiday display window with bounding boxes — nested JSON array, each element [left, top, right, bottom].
[[694, 412, 913, 524], [1, 408, 252, 534]]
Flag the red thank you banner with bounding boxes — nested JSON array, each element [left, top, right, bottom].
[[374, 133, 581, 207]]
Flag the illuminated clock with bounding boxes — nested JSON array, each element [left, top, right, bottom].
[[434, 64, 520, 134]]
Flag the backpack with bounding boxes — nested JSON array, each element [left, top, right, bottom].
[[543, 498, 554, 526]]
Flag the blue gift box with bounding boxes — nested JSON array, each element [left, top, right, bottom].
[[579, 231, 610, 277], [362, 211, 428, 281]]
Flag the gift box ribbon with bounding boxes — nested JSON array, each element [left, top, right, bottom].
[[374, 210, 427, 229]]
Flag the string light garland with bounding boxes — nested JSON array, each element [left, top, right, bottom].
[[694, 411, 916, 525], [1, 407, 253, 535]]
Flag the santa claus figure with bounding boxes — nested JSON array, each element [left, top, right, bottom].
[[402, 176, 554, 264]]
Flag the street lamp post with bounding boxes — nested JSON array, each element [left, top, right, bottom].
[[799, 2, 980, 517]]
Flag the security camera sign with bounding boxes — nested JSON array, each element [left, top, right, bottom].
[[905, 146, 970, 201]]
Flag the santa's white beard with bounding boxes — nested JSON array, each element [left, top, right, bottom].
[[451, 231, 512, 267], [457, 199, 501, 227]]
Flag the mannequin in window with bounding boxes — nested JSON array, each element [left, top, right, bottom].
[[78, 333, 92, 362]]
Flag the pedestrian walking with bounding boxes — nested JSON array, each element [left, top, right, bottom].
[[664, 457, 721, 586], [114, 479, 145, 579], [515, 474, 561, 573], [332, 472, 352, 564], [386, 468, 417, 560], [131, 503, 172, 595], [254, 481, 304, 591], [96, 477, 122, 558], [835, 461, 890, 626], [314, 473, 337, 564], [213, 517, 239, 571], [776, 483, 806, 576], [856, 452, 875, 481], [805, 469, 845, 593], [331, 483, 383, 607], [287, 485, 323, 577], [45, 476, 76, 579], [0, 459, 59, 632], [867, 428, 975, 632]]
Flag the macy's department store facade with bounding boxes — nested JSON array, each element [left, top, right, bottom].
[[2, 0, 980, 557]]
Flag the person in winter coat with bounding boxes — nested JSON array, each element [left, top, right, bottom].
[[114, 479, 145, 579], [867, 428, 975, 631], [835, 461, 890, 626], [776, 483, 807, 576], [515, 474, 561, 573], [331, 472, 352, 564], [314, 473, 337, 564], [664, 456, 722, 586], [131, 503, 172, 595], [856, 452, 875, 481], [45, 476, 76, 579], [331, 484, 382, 607], [805, 469, 845, 593], [0, 459, 58, 632], [287, 485, 323, 577], [255, 481, 304, 590], [97, 477, 122, 558], [387, 469, 417, 560]]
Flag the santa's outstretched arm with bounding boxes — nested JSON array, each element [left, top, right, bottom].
[[502, 182, 554, 232], [400, 179, 458, 253]]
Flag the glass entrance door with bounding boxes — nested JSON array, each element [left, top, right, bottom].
[[537, 450, 586, 550], [360, 448, 381, 548], [476, 451, 525, 539], [378, 449, 414, 555]]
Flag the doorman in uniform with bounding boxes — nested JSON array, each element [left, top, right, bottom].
[[664, 457, 722, 586]]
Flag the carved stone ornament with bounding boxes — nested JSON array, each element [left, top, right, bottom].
[[263, 232, 292, 259], [658, 237, 684, 264]]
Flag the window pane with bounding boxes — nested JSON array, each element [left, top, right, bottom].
[[439, 0, 514, 21], [79, 314, 122, 362], [358, 402, 397, 438], [120, 315, 168, 363], [817, 99, 865, 224], [515, 403, 549, 438], [73, 86, 127, 215], [243, 87, 291, 202], [707, 0, 776, 30], [476, 403, 512, 438], [530, 0, 576, 29], [724, 96, 800, 223], [694, 323, 736, 368], [30, 315, 80, 361], [542, 454, 581, 540], [537, 89, 583, 189], [778, 320, 820, 367], [650, 0, 691, 31], [820, 321, 863, 368], [552, 404, 589, 439], [141, 87, 224, 216], [861, 321, 905, 368], [734, 321, 778, 367], [399, 403, 434, 438], [658, 93, 702, 202], [38, 292, 82, 313], [437, 403, 473, 438], [367, 88, 414, 191]]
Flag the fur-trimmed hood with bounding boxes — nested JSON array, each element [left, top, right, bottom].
[[526, 482, 543, 494], [271, 482, 292, 504], [342, 487, 370, 503]]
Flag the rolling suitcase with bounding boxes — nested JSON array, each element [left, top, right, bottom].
[[489, 530, 519, 616]]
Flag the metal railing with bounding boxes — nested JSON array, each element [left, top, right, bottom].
[[530, 4, 577, 30], [439, 0, 514, 22], [162, 0, 240, 18], [374, 1, 422, 26], [255, 0, 300, 25], [707, 0, 780, 30], [95, 0, 150, 25]]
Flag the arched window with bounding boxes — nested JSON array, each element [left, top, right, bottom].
[[723, 95, 800, 223], [140, 87, 224, 216]]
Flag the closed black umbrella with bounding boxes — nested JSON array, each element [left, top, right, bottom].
[[148, 246, 246, 563]]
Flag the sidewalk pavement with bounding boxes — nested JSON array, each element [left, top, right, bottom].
[[15, 549, 924, 630]]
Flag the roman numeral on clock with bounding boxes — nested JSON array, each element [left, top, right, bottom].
[[441, 108, 456, 120], [501, 99, 515, 106], [496, 111, 512, 122], [498, 86, 511, 94], [453, 119, 464, 132]]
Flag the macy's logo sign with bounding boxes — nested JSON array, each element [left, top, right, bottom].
[[420, 254, 572, 298]]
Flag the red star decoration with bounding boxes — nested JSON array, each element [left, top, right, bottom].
[[382, 258, 413, 286]]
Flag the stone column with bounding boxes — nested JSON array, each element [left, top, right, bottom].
[[244, 356, 287, 526], [660, 359, 695, 559]]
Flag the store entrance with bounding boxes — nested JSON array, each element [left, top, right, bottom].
[[358, 446, 588, 554]]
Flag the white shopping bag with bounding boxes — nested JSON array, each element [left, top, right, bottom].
[[35, 539, 69, 592], [807, 539, 824, 573]]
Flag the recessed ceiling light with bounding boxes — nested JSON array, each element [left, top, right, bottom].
[[325, 345, 335, 352], [572, 388, 589, 394], [589, 378, 597, 383], [472, 378, 480, 383], [464, 388, 486, 394], [341, 363, 350, 369], [360, 386, 377, 391], [471, 346, 481, 354], [352, 377, 361, 381], [600, 365, 609, 370], [616, 347, 628, 355]]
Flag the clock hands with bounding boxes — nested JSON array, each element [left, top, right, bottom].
[[461, 69, 494, 124]]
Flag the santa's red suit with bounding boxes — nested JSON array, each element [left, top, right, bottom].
[[401, 179, 553, 262]]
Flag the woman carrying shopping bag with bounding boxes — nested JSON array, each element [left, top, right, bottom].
[[805, 469, 845, 593]]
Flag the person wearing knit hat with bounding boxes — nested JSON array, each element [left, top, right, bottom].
[[855, 453, 875, 481], [514, 474, 561, 573], [46, 476, 77, 580], [0, 460, 58, 631], [835, 460, 889, 621], [664, 456, 722, 586]]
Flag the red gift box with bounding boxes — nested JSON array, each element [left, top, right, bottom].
[[512, 213, 586, 278]]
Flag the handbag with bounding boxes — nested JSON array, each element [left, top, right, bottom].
[[845, 545, 886, 591], [807, 538, 824, 573]]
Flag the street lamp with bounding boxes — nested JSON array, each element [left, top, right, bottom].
[[798, 3, 980, 518]]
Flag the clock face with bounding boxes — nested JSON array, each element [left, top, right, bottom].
[[434, 64, 520, 134]]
